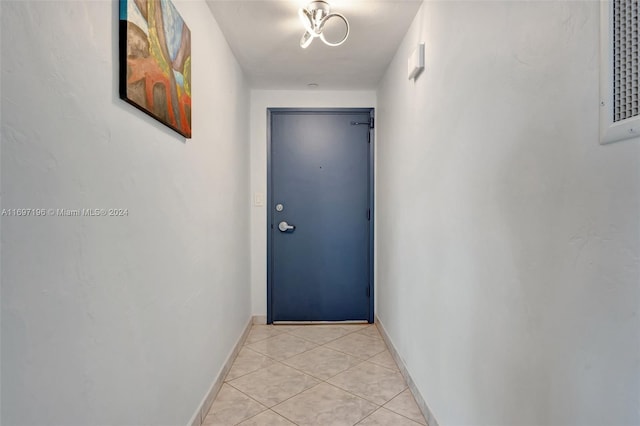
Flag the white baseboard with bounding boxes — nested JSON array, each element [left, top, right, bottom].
[[375, 315, 439, 426], [252, 315, 267, 325], [187, 317, 253, 426]]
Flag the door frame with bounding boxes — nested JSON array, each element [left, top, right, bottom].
[[266, 108, 375, 324]]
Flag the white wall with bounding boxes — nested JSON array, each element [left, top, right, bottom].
[[249, 90, 376, 318], [376, 2, 639, 426], [1, 1, 250, 425]]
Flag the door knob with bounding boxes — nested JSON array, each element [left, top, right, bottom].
[[278, 221, 296, 232]]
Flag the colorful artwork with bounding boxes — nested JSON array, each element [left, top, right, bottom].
[[120, 0, 191, 138]]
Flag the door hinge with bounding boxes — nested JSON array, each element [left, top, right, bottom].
[[366, 286, 370, 298], [367, 209, 371, 221], [367, 131, 371, 144], [369, 117, 374, 129]]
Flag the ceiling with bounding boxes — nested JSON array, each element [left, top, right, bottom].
[[205, 0, 423, 90]]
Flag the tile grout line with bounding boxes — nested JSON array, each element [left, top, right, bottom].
[[236, 328, 401, 407], [246, 324, 379, 348], [324, 366, 409, 408], [284, 332, 355, 346], [247, 338, 388, 378], [224, 352, 346, 415], [264, 332, 408, 416], [269, 381, 372, 421], [230, 348, 322, 380], [269, 408, 301, 426], [279, 327, 379, 345], [381, 403, 428, 426], [244, 340, 320, 363], [223, 381, 273, 414], [230, 333, 390, 423], [278, 324, 376, 339], [316, 326, 419, 422], [243, 326, 387, 365], [354, 406, 423, 426], [266, 378, 383, 424], [354, 406, 381, 425], [233, 405, 301, 426], [226, 359, 319, 403], [281, 355, 368, 383], [228, 357, 375, 411], [242, 328, 287, 345], [188, 316, 253, 426], [375, 317, 439, 426], [211, 323, 421, 426]]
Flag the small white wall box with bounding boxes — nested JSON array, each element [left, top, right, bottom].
[[408, 42, 425, 80]]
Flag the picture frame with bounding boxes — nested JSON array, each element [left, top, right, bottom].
[[119, 0, 192, 138]]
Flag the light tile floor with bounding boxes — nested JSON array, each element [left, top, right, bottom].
[[203, 324, 427, 426]]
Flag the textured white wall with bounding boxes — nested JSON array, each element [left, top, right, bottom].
[[249, 90, 376, 318], [376, 2, 640, 425], [1, 1, 250, 425]]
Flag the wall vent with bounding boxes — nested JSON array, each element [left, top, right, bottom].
[[600, 0, 640, 144], [613, 0, 639, 122]]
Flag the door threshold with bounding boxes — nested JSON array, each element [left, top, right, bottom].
[[273, 320, 369, 325]]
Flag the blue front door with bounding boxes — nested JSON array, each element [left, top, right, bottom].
[[268, 109, 373, 323]]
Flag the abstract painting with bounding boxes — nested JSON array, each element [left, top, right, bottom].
[[120, 0, 191, 138]]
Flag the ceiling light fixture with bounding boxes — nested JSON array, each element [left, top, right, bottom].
[[298, 1, 349, 49]]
